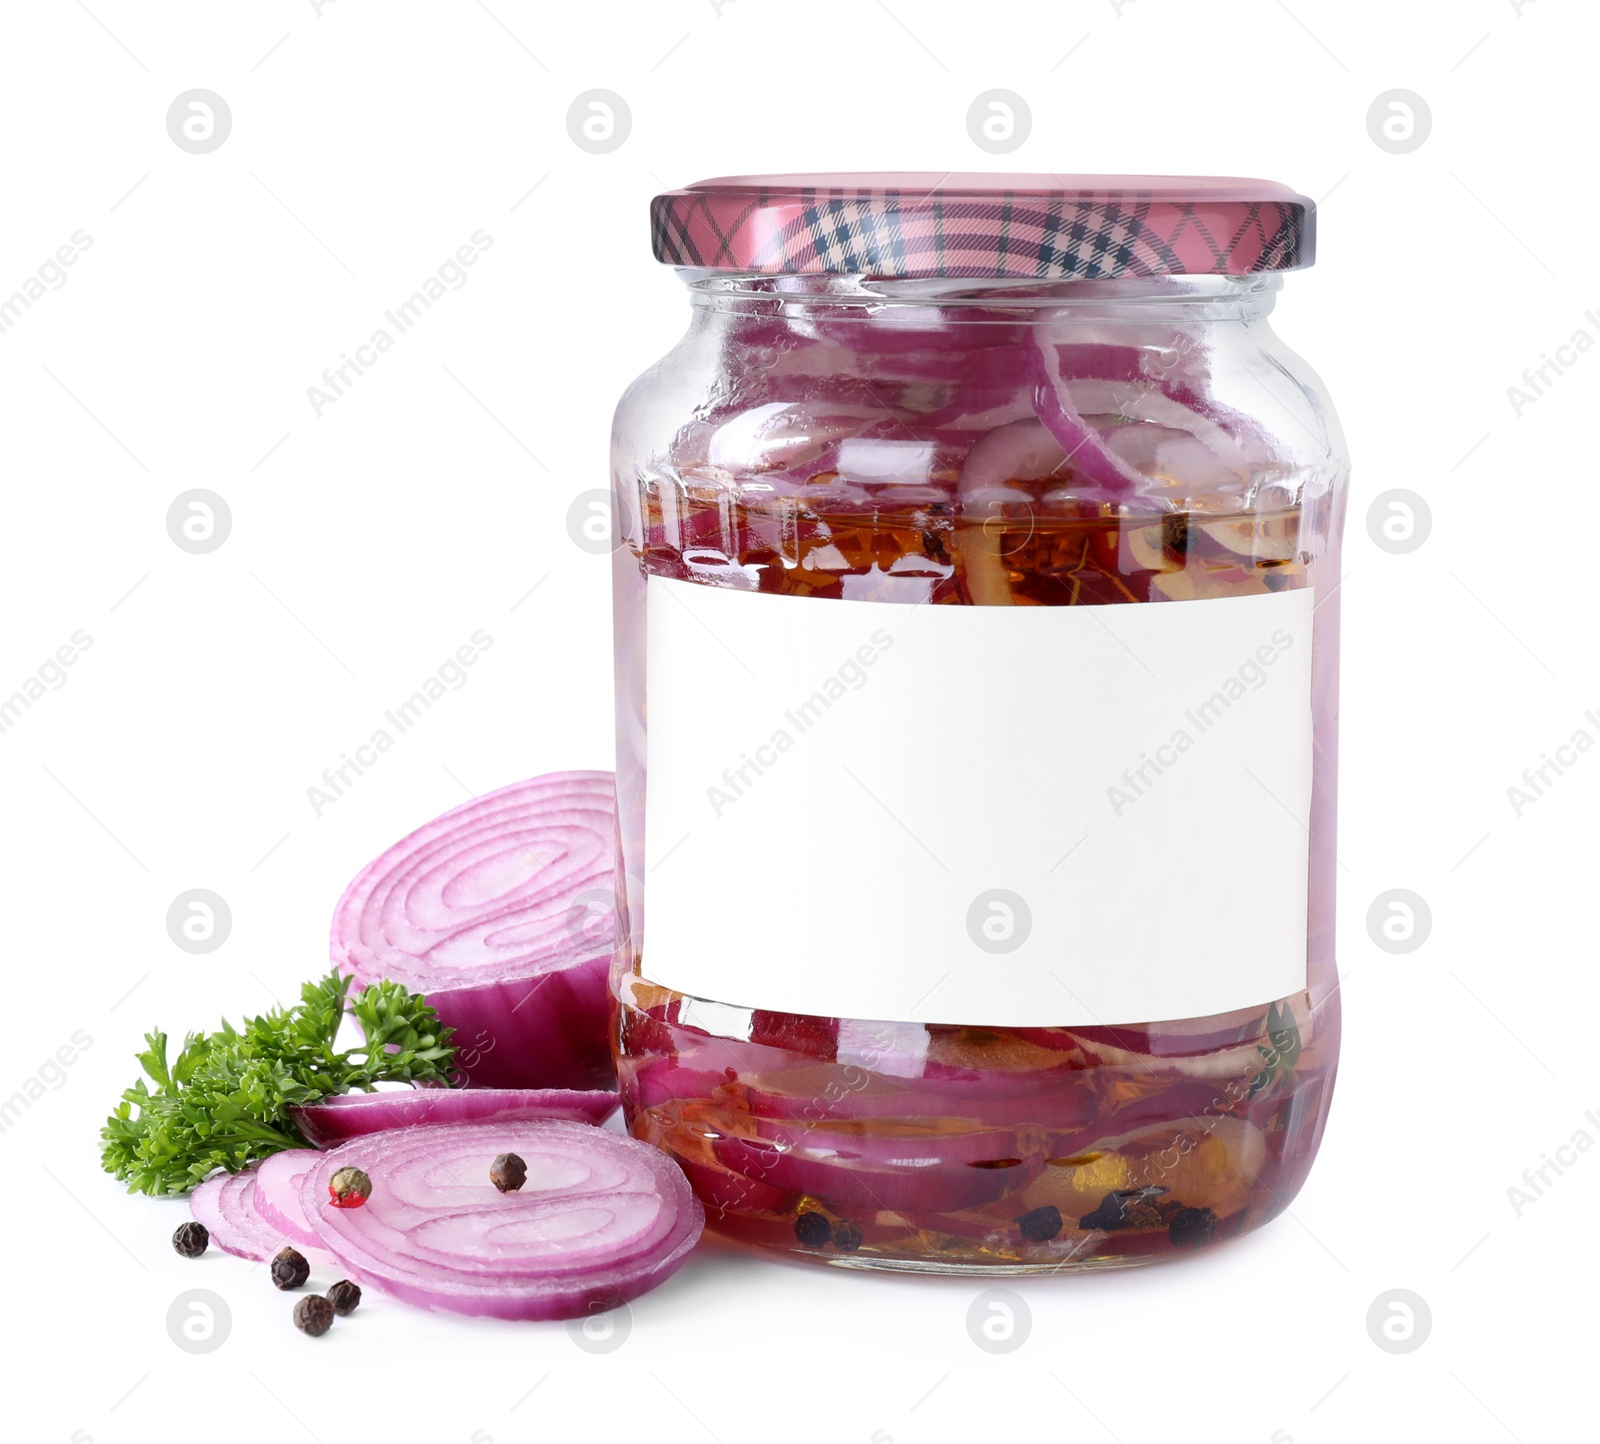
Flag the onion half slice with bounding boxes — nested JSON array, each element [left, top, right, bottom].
[[331, 772, 618, 1089]]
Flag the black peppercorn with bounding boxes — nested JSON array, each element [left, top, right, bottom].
[[1078, 1192, 1124, 1231], [172, 1221, 209, 1258], [793, 1211, 832, 1248], [325, 1279, 362, 1315], [1169, 1206, 1219, 1249], [489, 1152, 528, 1194], [271, 1246, 311, 1290], [293, 1294, 335, 1336], [830, 1219, 864, 1252], [1080, 1187, 1169, 1232], [1016, 1205, 1063, 1242]]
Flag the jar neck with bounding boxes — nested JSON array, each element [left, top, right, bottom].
[[680, 271, 1281, 324]]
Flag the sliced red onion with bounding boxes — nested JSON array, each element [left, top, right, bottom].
[[331, 772, 618, 1089], [672, 1157, 793, 1218], [737, 1076, 1100, 1131], [290, 1088, 619, 1147], [189, 1168, 285, 1262], [1029, 331, 1148, 497], [956, 417, 1070, 496], [297, 1122, 703, 1321], [713, 1120, 1035, 1214], [252, 1150, 326, 1253], [1043, 1009, 1267, 1058]]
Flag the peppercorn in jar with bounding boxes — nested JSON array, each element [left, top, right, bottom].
[[610, 175, 1347, 1271]]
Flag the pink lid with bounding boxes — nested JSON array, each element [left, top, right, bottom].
[[651, 173, 1313, 280]]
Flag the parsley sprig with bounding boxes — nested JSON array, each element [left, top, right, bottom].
[[101, 970, 456, 1196]]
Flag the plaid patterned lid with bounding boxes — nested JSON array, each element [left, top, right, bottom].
[[651, 173, 1314, 280]]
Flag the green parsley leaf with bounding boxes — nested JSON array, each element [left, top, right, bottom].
[[100, 969, 455, 1196]]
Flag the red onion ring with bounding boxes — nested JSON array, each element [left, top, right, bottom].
[[331, 772, 618, 1089], [297, 1122, 703, 1321], [252, 1149, 326, 1253], [713, 1120, 1034, 1214], [290, 1088, 618, 1147], [189, 1167, 285, 1262]]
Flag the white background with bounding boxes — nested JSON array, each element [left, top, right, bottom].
[[1, 3, 1592, 1442]]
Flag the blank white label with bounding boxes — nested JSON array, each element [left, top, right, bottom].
[[642, 576, 1313, 1027]]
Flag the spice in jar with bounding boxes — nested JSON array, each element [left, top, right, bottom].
[[793, 1211, 832, 1248]]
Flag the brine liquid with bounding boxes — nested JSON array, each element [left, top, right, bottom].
[[614, 488, 1339, 1270]]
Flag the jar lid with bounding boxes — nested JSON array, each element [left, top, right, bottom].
[[651, 173, 1313, 280]]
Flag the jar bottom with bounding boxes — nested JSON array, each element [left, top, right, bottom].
[[617, 980, 1337, 1274], [819, 1253, 1159, 1276], [674, 1186, 1277, 1272], [744, 1236, 1171, 1276]]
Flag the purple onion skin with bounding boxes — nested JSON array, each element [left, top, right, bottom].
[[432, 953, 615, 1090]]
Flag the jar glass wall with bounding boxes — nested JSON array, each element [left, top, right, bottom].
[[611, 212, 1347, 1272]]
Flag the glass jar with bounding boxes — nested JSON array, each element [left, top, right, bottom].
[[610, 174, 1347, 1272]]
